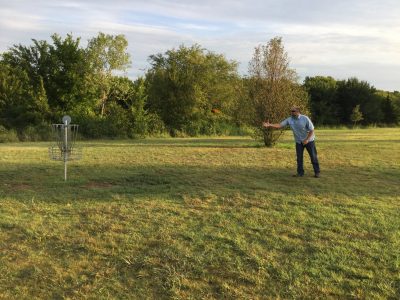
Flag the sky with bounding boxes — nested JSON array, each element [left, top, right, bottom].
[[0, 0, 399, 91]]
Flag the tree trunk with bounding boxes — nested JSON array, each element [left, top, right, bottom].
[[263, 128, 274, 147], [263, 128, 284, 147], [100, 90, 107, 117]]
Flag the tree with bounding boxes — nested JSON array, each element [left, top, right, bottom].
[[303, 76, 338, 125], [381, 95, 398, 125], [107, 76, 157, 137], [336, 78, 382, 124], [0, 33, 134, 138], [86, 32, 131, 116], [145, 44, 240, 135], [0, 63, 49, 130], [2, 34, 91, 120], [247, 37, 308, 146], [350, 104, 363, 127], [47, 34, 91, 116]]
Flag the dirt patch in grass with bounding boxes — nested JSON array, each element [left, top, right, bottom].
[[83, 181, 115, 189], [6, 183, 32, 191]]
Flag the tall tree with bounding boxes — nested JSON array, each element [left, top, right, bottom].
[[47, 34, 90, 115], [2, 34, 90, 120], [145, 44, 240, 135], [86, 32, 131, 116], [336, 78, 382, 124], [106, 76, 152, 136], [303, 76, 338, 125], [0, 63, 49, 129], [247, 37, 308, 146], [381, 95, 398, 124]]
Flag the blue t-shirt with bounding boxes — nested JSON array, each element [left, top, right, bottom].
[[280, 115, 315, 143]]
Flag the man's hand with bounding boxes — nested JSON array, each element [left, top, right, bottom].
[[302, 139, 309, 145], [262, 120, 270, 128], [263, 120, 283, 129]]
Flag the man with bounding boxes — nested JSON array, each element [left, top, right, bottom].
[[263, 107, 320, 178]]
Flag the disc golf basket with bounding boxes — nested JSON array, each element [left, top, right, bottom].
[[49, 115, 82, 181]]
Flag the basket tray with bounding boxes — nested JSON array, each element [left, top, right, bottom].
[[49, 146, 82, 161]]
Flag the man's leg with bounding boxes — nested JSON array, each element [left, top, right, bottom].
[[305, 141, 320, 175], [295, 143, 305, 176]]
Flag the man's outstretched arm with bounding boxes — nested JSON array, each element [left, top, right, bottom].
[[262, 121, 283, 129]]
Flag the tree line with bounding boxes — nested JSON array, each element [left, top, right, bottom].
[[0, 33, 399, 144], [304, 76, 399, 126]]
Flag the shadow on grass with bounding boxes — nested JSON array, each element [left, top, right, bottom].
[[82, 138, 263, 149], [0, 161, 398, 203], [318, 139, 400, 144]]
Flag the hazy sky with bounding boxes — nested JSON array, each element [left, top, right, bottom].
[[1, 0, 399, 91]]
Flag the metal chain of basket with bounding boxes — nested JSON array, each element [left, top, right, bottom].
[[49, 115, 82, 181]]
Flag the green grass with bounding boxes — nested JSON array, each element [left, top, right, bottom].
[[0, 128, 399, 299]]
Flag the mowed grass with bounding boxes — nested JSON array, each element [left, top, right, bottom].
[[0, 128, 399, 299]]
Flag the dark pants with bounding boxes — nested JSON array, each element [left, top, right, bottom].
[[295, 141, 320, 175]]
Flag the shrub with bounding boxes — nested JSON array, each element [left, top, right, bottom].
[[18, 123, 52, 141], [141, 112, 167, 137], [0, 126, 19, 143]]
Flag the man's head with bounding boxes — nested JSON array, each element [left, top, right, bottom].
[[290, 106, 300, 118]]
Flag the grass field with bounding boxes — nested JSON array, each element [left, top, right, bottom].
[[0, 128, 399, 299]]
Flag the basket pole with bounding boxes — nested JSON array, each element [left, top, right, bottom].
[[64, 119, 68, 181], [64, 161, 67, 181]]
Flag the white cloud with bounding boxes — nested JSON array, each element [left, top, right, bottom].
[[86, 21, 177, 36], [176, 23, 220, 31], [0, 0, 399, 90], [0, 9, 43, 31]]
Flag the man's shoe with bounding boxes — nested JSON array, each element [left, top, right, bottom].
[[314, 173, 320, 178], [292, 174, 304, 177]]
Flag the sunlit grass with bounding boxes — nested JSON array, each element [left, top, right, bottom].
[[0, 128, 399, 298]]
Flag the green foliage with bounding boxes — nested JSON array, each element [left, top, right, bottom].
[[1, 32, 398, 141], [0, 33, 157, 140], [76, 109, 129, 139], [304, 76, 399, 126], [46, 34, 90, 114], [350, 104, 363, 127], [303, 76, 338, 125], [145, 112, 167, 136], [0, 33, 132, 132], [0, 125, 19, 142], [75, 77, 165, 139], [381, 95, 399, 124], [120, 77, 152, 137], [145, 44, 241, 135], [18, 123, 53, 141], [336, 78, 383, 124], [2, 34, 90, 118], [0, 63, 48, 130], [86, 32, 131, 116]]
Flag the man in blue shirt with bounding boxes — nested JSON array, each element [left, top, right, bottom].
[[263, 107, 320, 178]]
